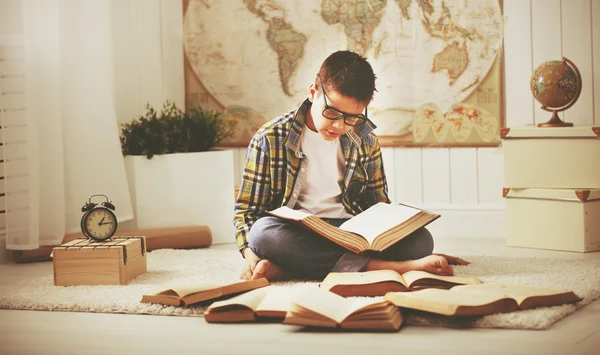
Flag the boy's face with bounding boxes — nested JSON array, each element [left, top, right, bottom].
[[306, 83, 367, 141]]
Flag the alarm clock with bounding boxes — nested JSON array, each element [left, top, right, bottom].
[[80, 194, 118, 242]]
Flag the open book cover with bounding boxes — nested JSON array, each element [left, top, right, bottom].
[[384, 282, 582, 317], [205, 286, 293, 323], [267, 202, 440, 254], [320, 270, 482, 297], [140, 278, 269, 306], [282, 288, 403, 331]]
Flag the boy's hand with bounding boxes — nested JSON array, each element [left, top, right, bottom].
[[240, 248, 261, 280], [433, 253, 470, 266]]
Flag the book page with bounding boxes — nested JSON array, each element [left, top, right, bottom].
[[344, 297, 388, 319], [401, 271, 481, 289], [165, 283, 223, 297], [181, 278, 269, 305], [291, 288, 356, 324], [208, 287, 270, 312], [321, 270, 407, 291], [255, 287, 294, 314], [267, 207, 312, 221], [339, 203, 421, 245], [385, 288, 511, 315], [452, 283, 581, 306]]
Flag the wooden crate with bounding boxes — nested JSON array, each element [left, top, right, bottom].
[[53, 237, 147, 286], [501, 125, 600, 189], [504, 188, 600, 253]]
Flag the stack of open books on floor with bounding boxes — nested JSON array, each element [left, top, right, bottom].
[[140, 269, 582, 331]]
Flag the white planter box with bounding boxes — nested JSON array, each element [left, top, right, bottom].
[[504, 188, 600, 253], [124, 150, 235, 244], [501, 125, 600, 189]]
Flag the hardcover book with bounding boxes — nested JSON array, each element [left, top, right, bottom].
[[320, 270, 482, 297], [205, 286, 292, 323], [141, 278, 269, 306], [283, 288, 403, 331], [268, 202, 440, 254], [384, 282, 582, 316]]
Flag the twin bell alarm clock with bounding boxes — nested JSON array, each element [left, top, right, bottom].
[[80, 194, 118, 242]]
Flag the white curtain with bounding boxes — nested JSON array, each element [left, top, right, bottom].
[[2, 0, 133, 250]]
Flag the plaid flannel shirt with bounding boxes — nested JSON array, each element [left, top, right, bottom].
[[234, 99, 390, 254]]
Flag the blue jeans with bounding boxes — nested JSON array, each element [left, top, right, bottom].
[[247, 216, 434, 280]]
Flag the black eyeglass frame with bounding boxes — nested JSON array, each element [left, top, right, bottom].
[[317, 75, 368, 127]]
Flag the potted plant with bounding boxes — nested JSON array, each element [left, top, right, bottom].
[[120, 101, 237, 244]]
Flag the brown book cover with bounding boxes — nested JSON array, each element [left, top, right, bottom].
[[282, 288, 403, 331], [141, 278, 269, 306], [384, 283, 582, 316], [205, 286, 292, 323], [320, 270, 482, 297], [267, 202, 440, 254]]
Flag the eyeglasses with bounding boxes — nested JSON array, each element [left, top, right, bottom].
[[317, 75, 367, 127]]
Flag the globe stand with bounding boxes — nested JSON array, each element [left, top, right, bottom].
[[538, 110, 573, 127]]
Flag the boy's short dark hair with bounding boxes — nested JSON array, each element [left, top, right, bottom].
[[316, 50, 377, 105]]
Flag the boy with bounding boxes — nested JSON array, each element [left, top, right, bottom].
[[234, 50, 467, 281]]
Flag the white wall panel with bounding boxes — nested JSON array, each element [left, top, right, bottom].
[[449, 148, 478, 205], [422, 149, 450, 204], [477, 147, 505, 205], [504, 0, 535, 127], [531, 0, 562, 125], [380, 148, 396, 203], [393, 148, 423, 205], [594, 0, 600, 125], [561, 0, 594, 125]]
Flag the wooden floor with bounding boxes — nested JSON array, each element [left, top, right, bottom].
[[1, 238, 599, 355]]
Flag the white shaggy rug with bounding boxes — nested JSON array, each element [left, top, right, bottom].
[[0, 247, 599, 330]]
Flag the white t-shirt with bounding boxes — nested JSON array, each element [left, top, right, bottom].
[[295, 127, 353, 219]]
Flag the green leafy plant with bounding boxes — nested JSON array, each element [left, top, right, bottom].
[[120, 101, 236, 159]]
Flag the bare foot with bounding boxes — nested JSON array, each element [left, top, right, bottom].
[[414, 255, 454, 276], [252, 259, 285, 281], [433, 253, 470, 265], [365, 255, 454, 276]]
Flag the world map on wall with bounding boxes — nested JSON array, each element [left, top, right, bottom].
[[183, 0, 504, 146]]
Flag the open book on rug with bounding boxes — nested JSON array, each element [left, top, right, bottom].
[[320, 270, 482, 297], [140, 278, 269, 306], [384, 282, 582, 316], [267, 202, 440, 254], [205, 286, 293, 323], [282, 288, 403, 331]]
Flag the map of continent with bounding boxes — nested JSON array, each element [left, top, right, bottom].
[[183, 0, 503, 146]]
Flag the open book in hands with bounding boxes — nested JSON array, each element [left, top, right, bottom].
[[205, 286, 293, 323], [140, 278, 269, 306], [320, 270, 482, 297], [283, 288, 403, 331], [384, 282, 582, 317], [267, 202, 440, 254]]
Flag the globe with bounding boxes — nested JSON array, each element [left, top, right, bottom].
[[530, 57, 582, 127]]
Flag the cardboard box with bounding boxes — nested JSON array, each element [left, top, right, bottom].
[[53, 237, 147, 286], [501, 125, 600, 189], [504, 188, 600, 253]]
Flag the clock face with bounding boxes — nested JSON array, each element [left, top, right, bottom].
[[83, 208, 117, 241]]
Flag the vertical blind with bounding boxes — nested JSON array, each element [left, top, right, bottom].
[[0, 35, 33, 245]]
